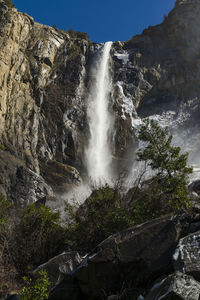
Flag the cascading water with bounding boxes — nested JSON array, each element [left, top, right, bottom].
[[85, 41, 113, 186]]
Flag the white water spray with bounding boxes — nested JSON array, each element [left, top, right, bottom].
[[85, 42, 113, 185]]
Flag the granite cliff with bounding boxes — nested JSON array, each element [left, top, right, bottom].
[[0, 0, 200, 205]]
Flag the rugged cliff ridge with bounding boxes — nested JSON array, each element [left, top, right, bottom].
[[0, 0, 90, 204], [0, 0, 200, 205]]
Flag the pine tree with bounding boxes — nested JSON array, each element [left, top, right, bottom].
[[137, 119, 193, 210]]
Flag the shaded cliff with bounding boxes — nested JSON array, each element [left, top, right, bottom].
[[0, 0, 200, 205]]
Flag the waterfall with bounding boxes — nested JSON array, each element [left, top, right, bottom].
[[85, 41, 113, 186]]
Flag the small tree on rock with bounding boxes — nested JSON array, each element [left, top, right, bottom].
[[136, 119, 192, 211]]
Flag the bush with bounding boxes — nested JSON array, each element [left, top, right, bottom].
[[65, 185, 134, 252], [12, 204, 66, 273], [76, 31, 89, 40], [0, 194, 13, 267], [68, 28, 89, 40], [0, 194, 12, 228], [68, 27, 76, 39], [0, 195, 19, 293], [0, 144, 5, 151], [20, 270, 50, 300]]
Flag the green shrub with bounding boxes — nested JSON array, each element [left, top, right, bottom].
[[135, 119, 192, 216], [0, 195, 18, 294], [0, 144, 5, 151], [68, 27, 76, 39], [68, 27, 89, 40], [13, 204, 66, 273], [76, 31, 89, 40], [0, 194, 12, 228], [65, 185, 134, 252], [128, 179, 170, 224], [20, 270, 50, 300]]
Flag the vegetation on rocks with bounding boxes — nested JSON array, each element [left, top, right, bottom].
[[13, 204, 66, 273], [68, 27, 89, 40], [0, 200, 65, 294], [20, 270, 50, 300], [65, 185, 134, 252]]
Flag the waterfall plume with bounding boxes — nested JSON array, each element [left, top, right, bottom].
[[85, 41, 113, 186]]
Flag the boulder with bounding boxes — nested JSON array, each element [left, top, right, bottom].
[[146, 271, 200, 300], [40, 160, 81, 193], [48, 277, 84, 300], [32, 251, 82, 291], [173, 230, 200, 280], [75, 216, 184, 299], [189, 180, 200, 195], [5, 296, 20, 300]]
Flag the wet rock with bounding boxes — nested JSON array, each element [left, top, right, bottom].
[[146, 271, 200, 300], [189, 180, 200, 195], [173, 230, 200, 281], [32, 251, 82, 291]]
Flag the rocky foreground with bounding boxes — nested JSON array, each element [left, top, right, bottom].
[[6, 193, 200, 300]]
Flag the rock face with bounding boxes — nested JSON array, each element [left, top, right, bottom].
[[42, 212, 200, 300], [146, 271, 200, 300], [1, 0, 200, 203], [112, 0, 200, 169], [0, 0, 88, 204], [32, 251, 82, 291], [173, 231, 200, 281], [75, 216, 183, 299]]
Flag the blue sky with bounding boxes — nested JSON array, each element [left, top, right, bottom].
[[13, 0, 176, 43]]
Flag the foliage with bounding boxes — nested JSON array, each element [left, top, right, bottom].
[[76, 31, 89, 40], [20, 270, 50, 300], [4, 0, 15, 8], [0, 144, 5, 151], [0, 194, 12, 228], [13, 204, 66, 273], [68, 27, 76, 39], [68, 27, 89, 40], [65, 185, 134, 252], [0, 194, 13, 269], [0, 195, 19, 293], [0, 200, 62, 292], [136, 119, 192, 214]]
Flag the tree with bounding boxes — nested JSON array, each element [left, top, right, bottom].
[[136, 118, 192, 211], [13, 204, 66, 273], [65, 185, 134, 252]]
